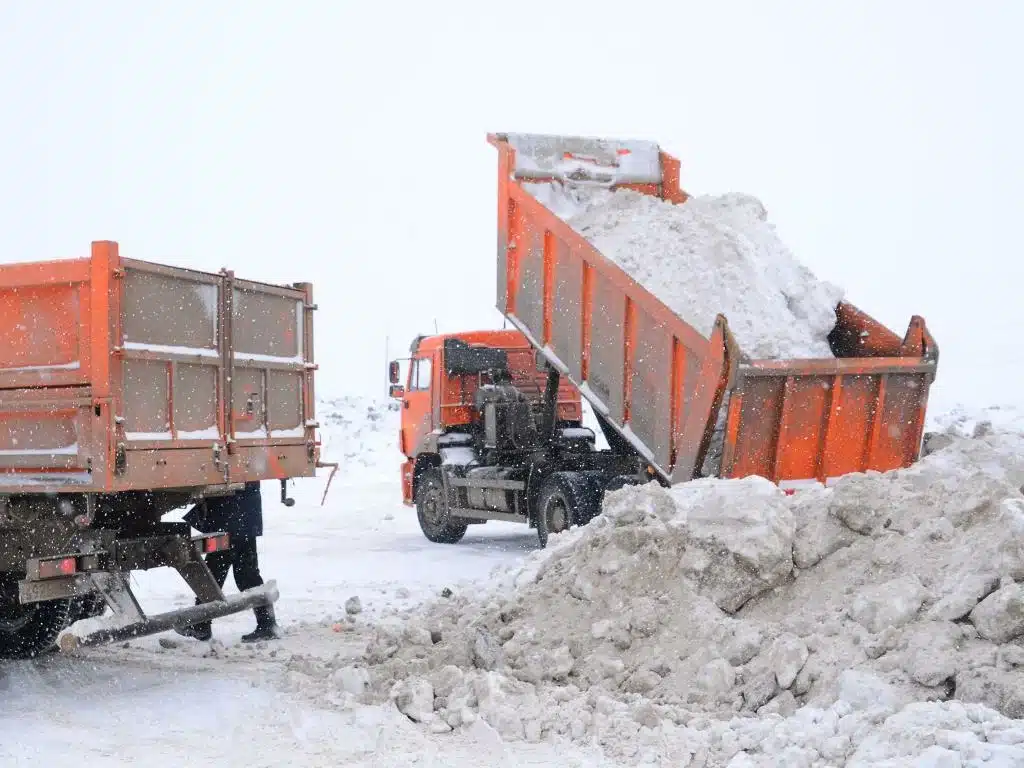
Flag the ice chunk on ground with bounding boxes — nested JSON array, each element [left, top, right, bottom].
[[970, 583, 1024, 643], [848, 574, 928, 633]]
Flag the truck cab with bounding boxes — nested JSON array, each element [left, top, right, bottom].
[[389, 330, 647, 547]]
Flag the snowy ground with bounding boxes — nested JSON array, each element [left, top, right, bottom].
[[1, 395, 1024, 766], [0, 399, 613, 767]]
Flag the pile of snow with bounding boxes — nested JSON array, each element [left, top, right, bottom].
[[927, 403, 1024, 439], [526, 183, 844, 360], [316, 396, 401, 479], [339, 414, 1024, 764]]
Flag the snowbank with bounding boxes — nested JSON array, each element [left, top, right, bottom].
[[347, 413, 1024, 764], [526, 183, 844, 360], [316, 396, 401, 481]]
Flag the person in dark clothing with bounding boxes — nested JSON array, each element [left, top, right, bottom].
[[178, 481, 278, 643]]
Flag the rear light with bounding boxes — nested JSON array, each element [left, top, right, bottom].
[[203, 534, 230, 553], [38, 556, 77, 579]]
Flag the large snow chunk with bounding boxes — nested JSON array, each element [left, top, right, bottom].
[[900, 621, 960, 687], [969, 583, 1024, 643], [390, 677, 435, 723], [848, 575, 927, 633], [665, 477, 796, 612], [769, 633, 809, 690], [790, 486, 860, 568]]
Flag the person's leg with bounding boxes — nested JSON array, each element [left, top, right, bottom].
[[206, 549, 233, 589], [176, 549, 231, 641], [233, 537, 277, 641], [230, 537, 264, 592]]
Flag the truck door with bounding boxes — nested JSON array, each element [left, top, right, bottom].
[[400, 354, 435, 457]]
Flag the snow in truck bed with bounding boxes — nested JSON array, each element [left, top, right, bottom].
[[526, 183, 845, 360]]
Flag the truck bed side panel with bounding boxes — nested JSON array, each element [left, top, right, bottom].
[[116, 259, 227, 490], [490, 133, 938, 486], [0, 259, 91, 391], [0, 244, 317, 494], [228, 278, 315, 482], [499, 186, 726, 478]]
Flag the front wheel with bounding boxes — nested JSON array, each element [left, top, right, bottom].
[[0, 574, 74, 659], [416, 469, 468, 544]]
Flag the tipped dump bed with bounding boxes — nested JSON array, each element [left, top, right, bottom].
[[0, 242, 318, 494], [488, 132, 938, 487]]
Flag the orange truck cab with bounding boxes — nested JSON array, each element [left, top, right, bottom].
[[389, 330, 651, 547]]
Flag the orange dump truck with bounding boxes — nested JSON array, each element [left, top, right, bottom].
[[390, 133, 938, 547], [0, 242, 319, 656]]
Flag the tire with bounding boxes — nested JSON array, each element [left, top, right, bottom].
[[575, 471, 609, 525], [416, 468, 468, 544], [0, 575, 74, 659], [68, 592, 107, 624], [535, 472, 592, 549], [604, 474, 642, 494]]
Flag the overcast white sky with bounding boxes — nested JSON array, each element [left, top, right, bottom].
[[1, 1, 1020, 411]]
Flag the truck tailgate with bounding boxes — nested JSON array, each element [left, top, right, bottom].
[[488, 132, 938, 487], [0, 242, 317, 494]]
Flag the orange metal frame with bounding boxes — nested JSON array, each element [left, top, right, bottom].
[[396, 329, 584, 506], [0, 241, 319, 495], [487, 133, 939, 486]]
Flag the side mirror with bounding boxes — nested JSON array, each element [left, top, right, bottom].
[[388, 360, 400, 384], [389, 384, 405, 400]]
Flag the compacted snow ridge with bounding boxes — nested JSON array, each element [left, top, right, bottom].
[[329, 406, 1024, 765], [523, 182, 845, 361]]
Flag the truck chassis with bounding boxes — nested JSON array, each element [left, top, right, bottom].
[[0, 484, 289, 658], [405, 356, 651, 548]]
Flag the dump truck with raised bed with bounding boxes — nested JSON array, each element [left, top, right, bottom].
[[390, 132, 939, 548], [0, 241, 320, 656]]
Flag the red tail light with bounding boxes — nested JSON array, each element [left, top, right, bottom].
[[203, 534, 230, 553], [38, 557, 77, 579]]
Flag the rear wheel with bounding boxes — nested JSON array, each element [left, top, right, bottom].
[[0, 574, 73, 659], [536, 472, 596, 549], [604, 474, 644, 494], [68, 592, 107, 624], [416, 469, 468, 544]]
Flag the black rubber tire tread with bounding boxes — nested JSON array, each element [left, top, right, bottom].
[[575, 471, 609, 525], [603, 474, 643, 494], [0, 579, 74, 659], [415, 468, 468, 544], [68, 593, 107, 624], [535, 472, 591, 549]]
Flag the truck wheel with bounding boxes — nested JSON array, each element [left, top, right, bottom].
[[536, 472, 589, 549], [604, 474, 642, 494], [416, 469, 468, 544], [0, 575, 73, 659], [68, 593, 107, 623]]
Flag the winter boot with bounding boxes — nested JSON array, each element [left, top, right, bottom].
[[175, 620, 212, 642], [241, 604, 279, 643], [174, 597, 212, 641]]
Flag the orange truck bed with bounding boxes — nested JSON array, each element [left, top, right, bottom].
[[0, 241, 318, 495], [488, 133, 939, 488]]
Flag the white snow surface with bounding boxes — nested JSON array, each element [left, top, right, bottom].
[[524, 182, 845, 360], [352, 405, 1024, 765], [6, 398, 1024, 766]]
